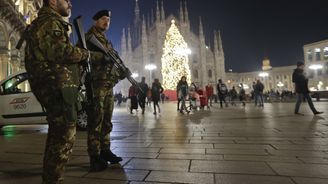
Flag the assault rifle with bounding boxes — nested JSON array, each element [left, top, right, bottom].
[[73, 16, 94, 102], [88, 34, 144, 94]]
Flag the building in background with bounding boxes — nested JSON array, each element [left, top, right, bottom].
[[0, 0, 42, 81], [226, 59, 295, 94], [303, 39, 328, 91], [118, 0, 226, 94]]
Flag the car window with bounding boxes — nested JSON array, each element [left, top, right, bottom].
[[1, 73, 31, 95]]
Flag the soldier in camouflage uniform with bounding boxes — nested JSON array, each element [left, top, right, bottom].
[[84, 10, 123, 171], [23, 0, 106, 183]]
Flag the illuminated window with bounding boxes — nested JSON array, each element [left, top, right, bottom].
[[324, 47, 328, 60], [307, 50, 313, 62], [315, 48, 321, 61]]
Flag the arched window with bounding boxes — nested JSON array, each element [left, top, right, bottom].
[[9, 37, 18, 56], [194, 70, 198, 79], [208, 69, 212, 78], [0, 28, 6, 48]]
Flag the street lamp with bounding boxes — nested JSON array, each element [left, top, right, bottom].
[[277, 82, 284, 88], [145, 64, 157, 84], [258, 72, 269, 77], [309, 64, 323, 70], [131, 72, 139, 79]]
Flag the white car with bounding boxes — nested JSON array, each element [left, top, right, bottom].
[[0, 70, 87, 130]]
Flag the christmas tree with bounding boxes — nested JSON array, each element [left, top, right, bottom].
[[161, 20, 191, 90]]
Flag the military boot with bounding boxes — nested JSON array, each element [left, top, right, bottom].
[[89, 155, 108, 172], [100, 149, 123, 164]]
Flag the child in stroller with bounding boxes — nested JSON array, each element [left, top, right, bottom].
[[188, 83, 209, 110]]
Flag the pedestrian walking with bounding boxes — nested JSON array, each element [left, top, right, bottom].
[[128, 85, 139, 114], [138, 77, 149, 114], [205, 83, 214, 106], [217, 79, 228, 108], [292, 62, 323, 115], [239, 83, 246, 107], [177, 76, 190, 114], [151, 78, 164, 115]]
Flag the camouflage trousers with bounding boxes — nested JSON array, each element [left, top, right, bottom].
[[87, 86, 114, 156], [33, 86, 78, 184]]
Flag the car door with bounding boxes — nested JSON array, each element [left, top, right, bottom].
[[0, 72, 45, 125]]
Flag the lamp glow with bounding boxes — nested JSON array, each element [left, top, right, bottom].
[[259, 72, 269, 77], [309, 64, 323, 70]]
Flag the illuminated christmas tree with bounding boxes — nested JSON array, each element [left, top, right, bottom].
[[161, 20, 191, 90]]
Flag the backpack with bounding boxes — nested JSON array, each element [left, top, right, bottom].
[[219, 84, 228, 94], [258, 83, 264, 92]]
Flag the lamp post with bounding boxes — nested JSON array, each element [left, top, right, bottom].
[[145, 64, 157, 84]]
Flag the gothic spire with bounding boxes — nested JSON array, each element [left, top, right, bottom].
[[134, 0, 140, 24], [120, 28, 127, 57], [184, 1, 189, 24], [160, 0, 165, 22], [179, 1, 184, 23], [150, 8, 154, 25], [199, 16, 204, 38], [156, 0, 160, 22], [127, 27, 132, 53], [213, 30, 218, 52], [218, 30, 223, 51]]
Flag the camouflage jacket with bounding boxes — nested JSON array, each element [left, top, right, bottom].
[[85, 26, 121, 88], [24, 7, 103, 89]]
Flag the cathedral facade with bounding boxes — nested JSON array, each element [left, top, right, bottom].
[[0, 0, 41, 81], [118, 0, 226, 93]]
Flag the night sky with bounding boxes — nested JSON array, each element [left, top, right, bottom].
[[71, 0, 328, 72]]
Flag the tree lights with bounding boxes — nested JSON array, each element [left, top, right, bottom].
[[161, 20, 191, 90]]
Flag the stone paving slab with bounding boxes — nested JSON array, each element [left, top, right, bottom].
[[84, 168, 149, 181], [223, 155, 302, 163], [206, 148, 269, 155], [214, 143, 275, 150], [190, 160, 275, 175], [269, 163, 328, 178], [160, 148, 205, 154], [124, 158, 190, 172], [292, 177, 328, 184], [158, 153, 223, 160], [149, 143, 214, 149], [215, 174, 294, 184], [146, 171, 214, 184]]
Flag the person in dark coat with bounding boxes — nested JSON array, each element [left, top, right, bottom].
[[128, 85, 139, 114], [151, 78, 164, 115], [292, 62, 323, 115], [138, 77, 149, 114]]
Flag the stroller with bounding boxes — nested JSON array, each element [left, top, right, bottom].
[[197, 89, 209, 109], [187, 84, 208, 111]]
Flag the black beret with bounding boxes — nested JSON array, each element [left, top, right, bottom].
[[92, 10, 111, 20], [297, 62, 304, 67]]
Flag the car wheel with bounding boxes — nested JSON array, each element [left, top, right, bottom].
[[77, 110, 88, 131]]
